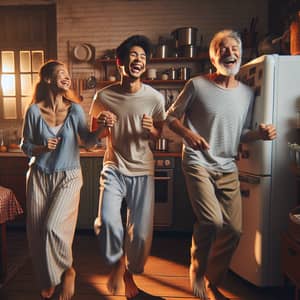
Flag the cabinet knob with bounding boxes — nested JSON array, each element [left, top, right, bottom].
[[164, 159, 171, 167]]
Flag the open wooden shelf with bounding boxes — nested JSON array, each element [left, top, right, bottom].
[[96, 52, 209, 65], [96, 79, 188, 88]]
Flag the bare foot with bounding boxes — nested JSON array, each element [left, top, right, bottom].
[[123, 269, 139, 299], [107, 257, 125, 295], [41, 286, 55, 299], [59, 267, 76, 300], [189, 265, 209, 300], [208, 283, 229, 300]]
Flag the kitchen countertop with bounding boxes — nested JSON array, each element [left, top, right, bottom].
[[0, 149, 181, 158], [0, 151, 25, 158]]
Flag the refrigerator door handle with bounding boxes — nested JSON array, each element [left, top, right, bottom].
[[239, 174, 261, 184]]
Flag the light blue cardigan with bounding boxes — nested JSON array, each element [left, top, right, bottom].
[[21, 103, 98, 174]]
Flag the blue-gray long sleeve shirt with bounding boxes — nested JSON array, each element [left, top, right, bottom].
[[21, 103, 98, 174]]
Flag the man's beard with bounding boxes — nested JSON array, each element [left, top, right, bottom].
[[216, 58, 241, 76]]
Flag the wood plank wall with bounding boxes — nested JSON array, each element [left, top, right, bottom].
[[56, 0, 268, 116], [0, 0, 269, 117]]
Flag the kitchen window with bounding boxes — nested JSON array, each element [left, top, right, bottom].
[[0, 49, 44, 120]]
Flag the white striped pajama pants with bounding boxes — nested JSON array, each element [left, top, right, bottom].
[[26, 165, 83, 290]]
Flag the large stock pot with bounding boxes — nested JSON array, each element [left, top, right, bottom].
[[171, 27, 198, 47]]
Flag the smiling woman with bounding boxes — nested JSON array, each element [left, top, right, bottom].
[[20, 59, 102, 300]]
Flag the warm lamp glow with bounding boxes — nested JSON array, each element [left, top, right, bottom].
[[1, 74, 15, 96], [0, 49, 44, 120], [1, 51, 14, 72], [85, 256, 193, 297], [21, 74, 32, 96], [254, 230, 262, 266]]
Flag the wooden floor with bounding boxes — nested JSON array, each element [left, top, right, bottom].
[[0, 229, 295, 300]]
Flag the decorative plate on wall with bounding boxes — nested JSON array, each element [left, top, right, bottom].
[[73, 43, 94, 62]]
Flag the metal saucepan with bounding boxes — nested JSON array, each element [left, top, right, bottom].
[[171, 27, 198, 47], [155, 138, 168, 151], [155, 44, 168, 58], [86, 75, 97, 89]]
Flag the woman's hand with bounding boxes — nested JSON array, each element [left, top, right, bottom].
[[31, 137, 61, 155], [46, 137, 61, 151]]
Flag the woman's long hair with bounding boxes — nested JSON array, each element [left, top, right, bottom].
[[30, 60, 81, 105]]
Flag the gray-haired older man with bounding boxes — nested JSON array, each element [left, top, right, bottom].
[[166, 29, 276, 300]]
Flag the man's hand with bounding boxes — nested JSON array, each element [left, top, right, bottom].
[[142, 114, 162, 138], [183, 130, 210, 150], [168, 118, 209, 150], [97, 111, 117, 128], [142, 114, 154, 132], [258, 123, 277, 140]]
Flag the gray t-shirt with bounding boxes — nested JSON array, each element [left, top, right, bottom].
[[167, 76, 254, 172], [92, 83, 166, 176]]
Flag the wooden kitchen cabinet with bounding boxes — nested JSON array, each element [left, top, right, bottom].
[[0, 156, 28, 225], [0, 155, 104, 229], [77, 157, 103, 230], [281, 232, 300, 300]]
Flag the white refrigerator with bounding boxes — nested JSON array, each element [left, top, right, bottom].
[[230, 55, 299, 286]]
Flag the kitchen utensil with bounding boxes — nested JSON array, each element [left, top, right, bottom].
[[0, 129, 6, 152], [169, 68, 177, 80], [161, 73, 168, 80], [171, 27, 198, 47], [178, 67, 191, 80], [147, 68, 157, 80], [165, 91, 174, 110], [86, 75, 97, 89], [178, 45, 196, 57], [155, 44, 168, 58], [155, 138, 168, 151]]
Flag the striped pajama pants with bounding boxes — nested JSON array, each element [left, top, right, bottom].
[[94, 165, 154, 274], [26, 165, 83, 290]]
